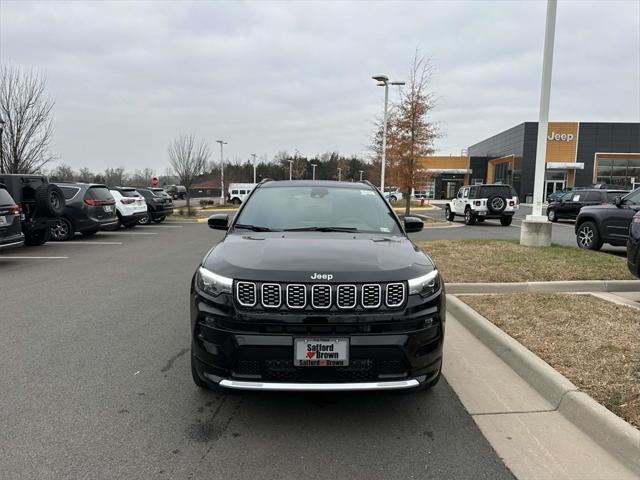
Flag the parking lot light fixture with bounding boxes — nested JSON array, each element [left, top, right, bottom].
[[311, 163, 317, 180], [0, 117, 4, 168], [359, 170, 364, 181], [288, 160, 293, 180], [372, 75, 404, 192], [250, 153, 257, 183], [216, 140, 228, 204], [337, 167, 342, 182]]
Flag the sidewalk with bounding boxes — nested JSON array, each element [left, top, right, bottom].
[[443, 309, 637, 479]]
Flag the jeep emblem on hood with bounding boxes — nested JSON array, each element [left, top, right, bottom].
[[310, 273, 333, 280]]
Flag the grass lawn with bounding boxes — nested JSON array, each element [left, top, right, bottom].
[[417, 239, 635, 282], [461, 293, 640, 429]]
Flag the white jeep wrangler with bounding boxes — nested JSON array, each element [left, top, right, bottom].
[[445, 184, 519, 226]]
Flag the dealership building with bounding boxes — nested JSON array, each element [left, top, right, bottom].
[[419, 122, 640, 199]]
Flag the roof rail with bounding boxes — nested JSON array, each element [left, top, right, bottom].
[[259, 178, 274, 184]]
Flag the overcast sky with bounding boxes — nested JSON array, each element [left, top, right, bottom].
[[1, 0, 639, 173]]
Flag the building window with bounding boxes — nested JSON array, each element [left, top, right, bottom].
[[595, 157, 640, 188]]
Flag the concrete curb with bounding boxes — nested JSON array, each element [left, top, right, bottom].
[[447, 294, 640, 474], [447, 280, 640, 295]]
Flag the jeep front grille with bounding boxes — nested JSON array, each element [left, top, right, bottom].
[[234, 281, 406, 310]]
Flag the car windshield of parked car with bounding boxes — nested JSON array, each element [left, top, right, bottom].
[[234, 186, 402, 234], [0, 187, 14, 205], [478, 186, 515, 197], [120, 189, 141, 197], [85, 186, 113, 201], [624, 189, 640, 205]]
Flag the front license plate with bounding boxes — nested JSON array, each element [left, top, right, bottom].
[[103, 205, 113, 212], [294, 338, 349, 366], [0, 216, 6, 225]]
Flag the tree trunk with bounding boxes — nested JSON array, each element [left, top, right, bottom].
[[186, 194, 191, 216], [404, 191, 411, 216]]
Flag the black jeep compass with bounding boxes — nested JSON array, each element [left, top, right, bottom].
[[190, 180, 445, 392]]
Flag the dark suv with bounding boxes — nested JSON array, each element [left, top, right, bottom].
[[0, 184, 24, 251], [547, 188, 628, 222], [0, 174, 65, 245], [190, 180, 445, 392], [575, 188, 640, 250], [136, 187, 174, 224], [50, 183, 117, 241]]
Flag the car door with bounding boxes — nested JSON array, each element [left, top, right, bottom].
[[602, 189, 640, 243], [452, 188, 464, 214], [573, 191, 601, 218]]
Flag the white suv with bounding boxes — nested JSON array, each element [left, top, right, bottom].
[[107, 187, 148, 229], [445, 184, 519, 226]]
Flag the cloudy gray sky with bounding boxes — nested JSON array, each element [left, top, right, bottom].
[[1, 0, 639, 173]]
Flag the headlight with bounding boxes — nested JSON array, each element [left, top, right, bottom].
[[196, 267, 233, 296], [408, 270, 440, 296]]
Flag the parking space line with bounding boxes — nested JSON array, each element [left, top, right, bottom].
[[0, 256, 69, 259], [136, 225, 184, 228], [46, 241, 124, 245], [103, 232, 158, 235]]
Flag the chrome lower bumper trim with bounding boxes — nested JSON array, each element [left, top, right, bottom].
[[216, 378, 420, 392]]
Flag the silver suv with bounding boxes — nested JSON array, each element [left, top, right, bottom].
[[445, 184, 519, 226]]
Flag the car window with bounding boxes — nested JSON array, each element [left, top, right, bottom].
[[137, 189, 151, 198], [0, 187, 14, 205], [606, 192, 625, 202], [462, 188, 469, 198], [582, 191, 601, 202], [120, 189, 141, 197], [232, 190, 238, 195], [623, 188, 640, 205], [457, 189, 463, 198], [235, 186, 402, 234], [60, 186, 80, 200], [85, 186, 113, 201], [478, 186, 514, 197], [240, 190, 246, 195]]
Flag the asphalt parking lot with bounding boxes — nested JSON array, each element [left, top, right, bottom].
[[0, 223, 514, 480]]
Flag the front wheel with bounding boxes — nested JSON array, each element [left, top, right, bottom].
[[576, 221, 603, 250], [547, 209, 558, 222], [500, 215, 513, 226], [231, 198, 241, 205], [464, 209, 476, 225], [444, 205, 455, 221], [50, 217, 74, 241]]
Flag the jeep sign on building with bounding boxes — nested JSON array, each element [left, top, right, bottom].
[[418, 122, 640, 199]]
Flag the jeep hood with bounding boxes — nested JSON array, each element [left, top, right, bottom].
[[201, 232, 435, 283]]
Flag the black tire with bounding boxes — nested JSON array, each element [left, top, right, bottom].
[[444, 205, 455, 221], [232, 198, 241, 205], [35, 183, 65, 217], [24, 227, 50, 246], [464, 208, 476, 225], [388, 196, 397, 204], [576, 221, 603, 250], [138, 211, 151, 225], [191, 353, 210, 390], [50, 217, 74, 241], [500, 215, 513, 226], [486, 194, 507, 215], [152, 216, 165, 223], [81, 228, 99, 237], [547, 209, 558, 222]]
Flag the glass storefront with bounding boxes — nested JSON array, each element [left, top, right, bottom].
[[596, 157, 640, 188]]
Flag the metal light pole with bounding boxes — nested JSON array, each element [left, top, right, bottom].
[[372, 75, 405, 192], [288, 160, 293, 180], [337, 168, 342, 182], [521, 0, 557, 246], [311, 163, 317, 180], [250, 153, 257, 183], [359, 170, 364, 181], [216, 140, 228, 204], [0, 117, 5, 171]]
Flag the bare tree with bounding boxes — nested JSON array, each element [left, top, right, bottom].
[[50, 163, 75, 182], [0, 67, 56, 173], [77, 167, 94, 183], [103, 167, 127, 187], [168, 134, 210, 215]]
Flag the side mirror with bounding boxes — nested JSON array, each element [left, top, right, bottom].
[[404, 216, 424, 233], [208, 213, 229, 230], [615, 196, 622, 207]]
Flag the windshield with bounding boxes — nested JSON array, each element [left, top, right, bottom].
[[478, 186, 516, 198], [624, 188, 640, 205], [120, 189, 141, 198], [234, 185, 402, 234]]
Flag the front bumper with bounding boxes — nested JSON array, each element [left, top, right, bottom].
[[190, 284, 445, 390]]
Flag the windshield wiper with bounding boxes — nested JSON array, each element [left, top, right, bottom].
[[234, 223, 274, 232], [283, 226, 358, 232]]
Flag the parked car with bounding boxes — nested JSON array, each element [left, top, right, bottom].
[[575, 188, 640, 250], [106, 187, 148, 230], [383, 186, 403, 203], [163, 185, 187, 200], [191, 180, 444, 393], [546, 188, 573, 203], [628, 210, 640, 278], [0, 183, 24, 251], [445, 184, 519, 226], [136, 187, 174, 224], [49, 183, 118, 241], [228, 183, 256, 205], [546, 189, 629, 222], [0, 174, 65, 245]]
